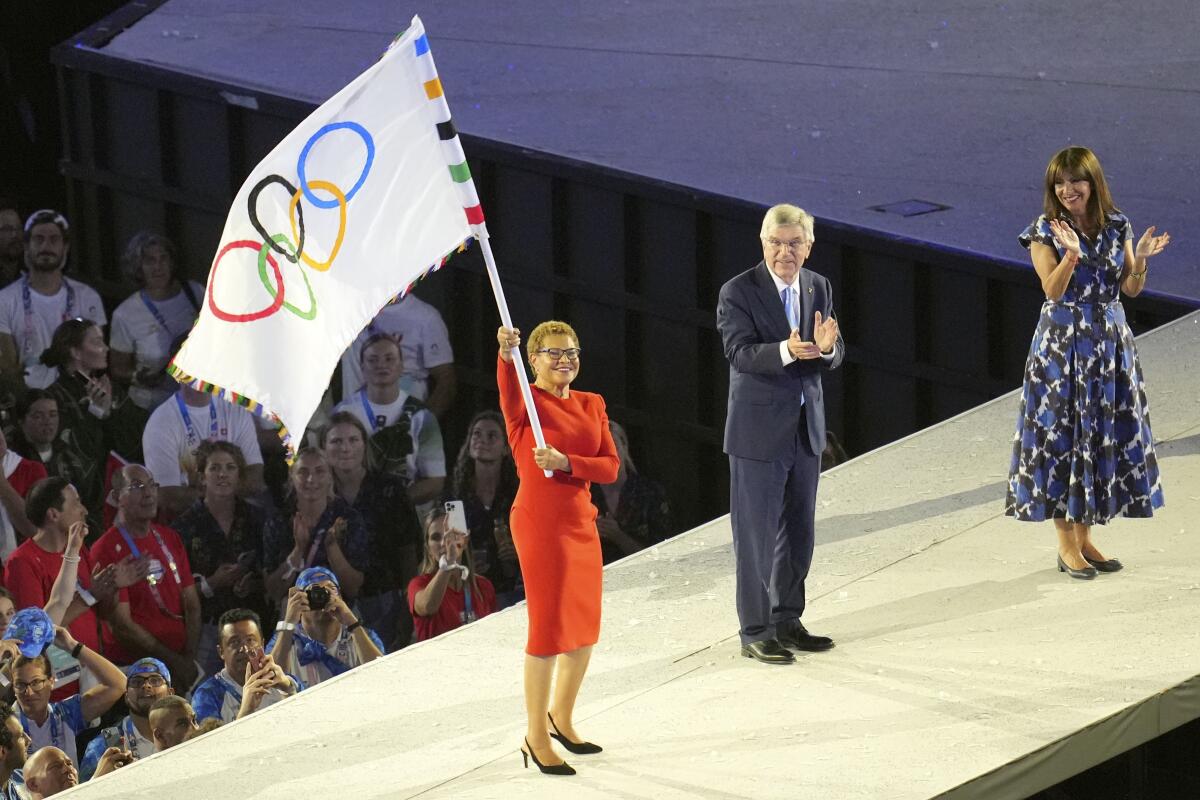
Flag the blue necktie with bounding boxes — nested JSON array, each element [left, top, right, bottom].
[[781, 286, 799, 331]]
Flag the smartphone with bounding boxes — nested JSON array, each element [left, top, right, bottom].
[[248, 647, 266, 673], [444, 500, 468, 535]]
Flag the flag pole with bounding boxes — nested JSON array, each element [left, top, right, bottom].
[[474, 222, 554, 478]]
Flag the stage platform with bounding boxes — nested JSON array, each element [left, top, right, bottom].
[[64, 311, 1200, 799], [91, 0, 1200, 305]]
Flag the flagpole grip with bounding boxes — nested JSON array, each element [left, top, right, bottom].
[[475, 225, 554, 478]]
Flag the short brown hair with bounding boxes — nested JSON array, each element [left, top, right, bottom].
[[13, 654, 52, 679], [194, 440, 248, 493], [1042, 146, 1118, 226], [526, 320, 579, 360]]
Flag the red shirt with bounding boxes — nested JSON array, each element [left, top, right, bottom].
[[407, 573, 496, 642], [3, 537, 108, 699], [5, 457, 47, 495], [90, 523, 194, 663]]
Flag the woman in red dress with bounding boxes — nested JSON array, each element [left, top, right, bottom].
[[497, 321, 618, 776]]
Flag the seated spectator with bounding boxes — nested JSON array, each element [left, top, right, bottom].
[[78, 657, 172, 780], [7, 610, 127, 765], [449, 411, 520, 606], [339, 293, 456, 419], [321, 412, 419, 650], [591, 421, 674, 564], [268, 567, 383, 688], [0, 701, 32, 800], [40, 320, 123, 530], [91, 464, 201, 689], [1, 426, 46, 559], [4, 478, 122, 699], [147, 695, 197, 752], [21, 746, 77, 797], [0, 210, 105, 390], [408, 507, 495, 643], [192, 609, 300, 724], [263, 448, 368, 603], [173, 440, 273, 676], [333, 333, 445, 507], [0, 196, 22, 287], [0, 590, 13, 632], [108, 232, 203, 412], [6, 393, 84, 497], [142, 356, 266, 518]]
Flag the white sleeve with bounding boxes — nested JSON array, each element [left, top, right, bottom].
[[229, 410, 264, 466], [779, 340, 797, 365], [0, 292, 16, 335], [412, 410, 446, 479], [143, 410, 186, 487], [79, 285, 107, 326], [419, 311, 453, 369], [109, 304, 135, 353]]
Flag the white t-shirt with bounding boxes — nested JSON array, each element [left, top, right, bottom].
[[333, 389, 446, 482], [143, 392, 265, 487], [109, 282, 204, 409], [0, 275, 106, 389], [339, 294, 453, 401]]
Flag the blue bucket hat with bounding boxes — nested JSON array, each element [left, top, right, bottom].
[[4, 607, 56, 658], [126, 657, 172, 685], [295, 566, 339, 590]]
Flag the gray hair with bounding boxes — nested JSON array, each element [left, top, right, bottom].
[[121, 230, 178, 286], [759, 204, 814, 243]]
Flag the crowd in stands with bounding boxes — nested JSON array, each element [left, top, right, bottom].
[[0, 196, 679, 791]]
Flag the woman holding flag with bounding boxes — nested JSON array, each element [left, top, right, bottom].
[[497, 322, 618, 776]]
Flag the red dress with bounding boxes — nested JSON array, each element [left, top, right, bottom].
[[497, 356, 619, 656]]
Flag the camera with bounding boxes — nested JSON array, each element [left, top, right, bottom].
[[305, 584, 331, 610]]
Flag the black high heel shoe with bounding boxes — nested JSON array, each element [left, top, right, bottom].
[[548, 712, 603, 755], [521, 737, 576, 775], [1084, 554, 1124, 573], [1057, 554, 1098, 580]]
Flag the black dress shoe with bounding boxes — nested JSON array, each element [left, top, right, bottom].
[[1057, 554, 1098, 580], [1084, 555, 1124, 573], [547, 712, 602, 755], [741, 639, 795, 664], [777, 622, 835, 652]]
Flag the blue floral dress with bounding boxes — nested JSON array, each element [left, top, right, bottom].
[[1005, 212, 1164, 524]]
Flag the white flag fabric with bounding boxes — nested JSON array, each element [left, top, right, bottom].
[[171, 15, 480, 454]]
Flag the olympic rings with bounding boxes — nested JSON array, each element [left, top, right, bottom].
[[248, 175, 305, 264], [297, 122, 374, 209], [209, 240, 286, 323], [288, 180, 346, 272], [258, 235, 317, 320]]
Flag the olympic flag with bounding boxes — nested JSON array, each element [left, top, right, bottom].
[[170, 16, 480, 454]]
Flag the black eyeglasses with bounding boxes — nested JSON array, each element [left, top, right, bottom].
[[536, 348, 581, 362]]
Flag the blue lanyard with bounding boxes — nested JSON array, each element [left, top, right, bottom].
[[21, 705, 67, 751], [20, 276, 76, 357], [463, 583, 475, 622], [139, 290, 180, 337], [175, 392, 218, 447], [358, 390, 381, 433]]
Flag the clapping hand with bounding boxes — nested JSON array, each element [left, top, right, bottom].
[[1048, 219, 1082, 257], [65, 521, 87, 559], [291, 513, 313, 555], [1135, 225, 1170, 260], [813, 311, 839, 354], [112, 554, 150, 588], [208, 562, 245, 592]]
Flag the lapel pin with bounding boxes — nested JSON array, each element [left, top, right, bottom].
[[807, 286, 813, 294]]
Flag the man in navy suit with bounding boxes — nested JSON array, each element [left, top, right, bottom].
[[716, 204, 844, 665]]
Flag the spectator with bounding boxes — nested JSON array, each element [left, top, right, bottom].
[[20, 746, 76, 797], [191, 609, 300, 724], [0, 210, 105, 390], [339, 293, 456, 419], [0, 196, 22, 287], [449, 410, 520, 605], [0, 590, 13, 632], [108, 232, 203, 412], [78, 657, 171, 780], [321, 411, 419, 650], [0, 701, 32, 800], [90, 464, 201, 690], [4, 477, 121, 696], [6, 392, 82, 493], [8, 611, 127, 765], [268, 567, 383, 688], [333, 333, 445, 507], [40, 319, 123, 530], [172, 441, 272, 676], [1, 426, 46, 559], [591, 421, 674, 563], [263, 448, 369, 603], [147, 695, 197, 752], [142, 378, 266, 519], [408, 507, 495, 643]]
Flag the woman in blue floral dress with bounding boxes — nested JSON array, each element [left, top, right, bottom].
[[1005, 146, 1169, 579]]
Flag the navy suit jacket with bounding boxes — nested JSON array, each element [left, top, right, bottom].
[[717, 262, 845, 461]]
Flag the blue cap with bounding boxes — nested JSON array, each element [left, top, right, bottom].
[[3, 607, 56, 658], [296, 566, 339, 590], [126, 657, 172, 685]]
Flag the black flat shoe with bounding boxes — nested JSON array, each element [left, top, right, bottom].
[[1057, 554, 1098, 580], [741, 639, 795, 664], [521, 737, 575, 776], [1084, 555, 1124, 573], [547, 713, 602, 755], [777, 622, 835, 652]]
